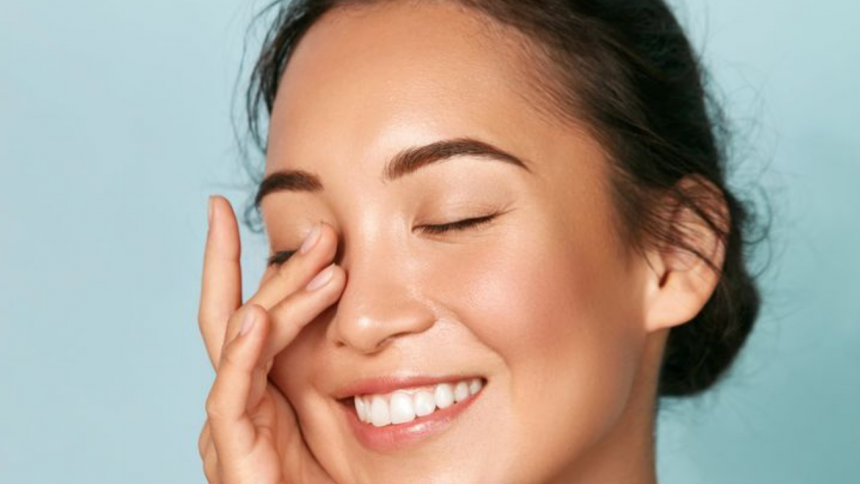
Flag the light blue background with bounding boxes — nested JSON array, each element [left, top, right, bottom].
[[1, 0, 858, 482]]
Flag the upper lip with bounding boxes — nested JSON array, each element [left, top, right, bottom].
[[333, 374, 484, 400]]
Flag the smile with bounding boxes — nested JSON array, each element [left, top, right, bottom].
[[354, 377, 484, 427], [339, 375, 488, 451]]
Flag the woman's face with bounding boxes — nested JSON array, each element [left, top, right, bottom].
[[260, 3, 661, 483]]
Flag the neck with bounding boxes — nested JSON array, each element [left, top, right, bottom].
[[548, 329, 667, 484]]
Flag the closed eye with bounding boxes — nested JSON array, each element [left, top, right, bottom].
[[267, 250, 297, 267], [267, 212, 503, 266], [418, 213, 500, 235]]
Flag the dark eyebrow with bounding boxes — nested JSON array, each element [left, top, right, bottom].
[[254, 137, 532, 208]]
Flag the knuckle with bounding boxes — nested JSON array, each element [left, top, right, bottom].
[[218, 341, 243, 370], [198, 422, 210, 458], [203, 453, 219, 484], [197, 311, 211, 331], [200, 304, 231, 327], [270, 294, 297, 319], [205, 391, 227, 421]]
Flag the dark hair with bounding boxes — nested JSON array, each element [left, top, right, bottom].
[[243, 0, 770, 398]]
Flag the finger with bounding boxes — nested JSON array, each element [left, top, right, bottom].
[[239, 264, 346, 411], [198, 420, 211, 459], [202, 441, 220, 484], [260, 263, 347, 364], [206, 304, 268, 460], [246, 221, 339, 311], [199, 420, 221, 483], [219, 220, 340, 350], [199, 195, 243, 369]]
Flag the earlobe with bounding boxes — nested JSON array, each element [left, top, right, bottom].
[[642, 176, 730, 333]]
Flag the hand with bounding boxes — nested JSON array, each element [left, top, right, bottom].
[[197, 196, 345, 484]]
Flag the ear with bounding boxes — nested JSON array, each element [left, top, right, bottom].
[[642, 175, 729, 333]]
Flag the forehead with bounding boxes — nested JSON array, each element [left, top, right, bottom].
[[266, 1, 559, 174]]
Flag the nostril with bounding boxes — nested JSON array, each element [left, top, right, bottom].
[[323, 265, 436, 353]]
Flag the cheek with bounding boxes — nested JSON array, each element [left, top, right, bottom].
[[443, 227, 639, 367], [269, 316, 329, 410], [438, 223, 644, 447]]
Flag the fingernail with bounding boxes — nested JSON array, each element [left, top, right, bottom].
[[239, 311, 257, 337], [299, 222, 322, 254], [306, 263, 335, 291]]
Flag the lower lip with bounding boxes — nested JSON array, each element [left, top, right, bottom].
[[343, 387, 484, 452]]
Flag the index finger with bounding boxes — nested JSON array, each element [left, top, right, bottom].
[[198, 195, 243, 369]]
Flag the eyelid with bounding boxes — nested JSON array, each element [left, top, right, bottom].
[[267, 210, 507, 266], [417, 211, 502, 235]]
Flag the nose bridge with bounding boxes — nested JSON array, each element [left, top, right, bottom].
[[327, 229, 435, 353]]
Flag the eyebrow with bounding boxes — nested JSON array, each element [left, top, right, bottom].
[[254, 137, 533, 208]]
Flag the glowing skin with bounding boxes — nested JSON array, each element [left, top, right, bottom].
[[251, 2, 724, 483]]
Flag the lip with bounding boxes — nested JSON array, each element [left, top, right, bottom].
[[337, 375, 487, 452]]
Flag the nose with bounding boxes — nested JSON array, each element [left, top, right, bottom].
[[326, 239, 436, 354]]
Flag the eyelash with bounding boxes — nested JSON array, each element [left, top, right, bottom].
[[266, 213, 500, 267], [418, 213, 499, 235], [267, 250, 297, 267]]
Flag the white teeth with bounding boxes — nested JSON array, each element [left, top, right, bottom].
[[414, 391, 436, 417], [389, 392, 416, 424], [469, 378, 483, 395], [354, 378, 484, 427], [453, 381, 470, 403], [354, 396, 368, 423], [434, 383, 455, 409], [370, 396, 391, 427]]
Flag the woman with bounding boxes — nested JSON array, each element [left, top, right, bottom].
[[197, 0, 764, 482]]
